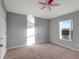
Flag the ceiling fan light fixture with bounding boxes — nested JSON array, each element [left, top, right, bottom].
[[38, 0, 60, 10]]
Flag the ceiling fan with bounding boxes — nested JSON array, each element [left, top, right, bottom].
[[38, 0, 60, 10]]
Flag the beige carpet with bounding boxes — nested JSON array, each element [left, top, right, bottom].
[[5, 43, 79, 59]]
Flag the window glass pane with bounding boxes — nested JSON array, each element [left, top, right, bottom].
[[59, 20, 73, 41]]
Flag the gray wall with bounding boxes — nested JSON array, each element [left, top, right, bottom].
[[35, 17, 49, 43], [7, 13, 49, 48], [7, 13, 27, 48], [49, 11, 79, 51]]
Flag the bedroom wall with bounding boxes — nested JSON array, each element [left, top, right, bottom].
[[49, 11, 79, 51], [7, 13, 49, 48], [35, 17, 49, 43], [7, 12, 27, 48]]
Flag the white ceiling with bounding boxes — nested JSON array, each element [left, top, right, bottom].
[[4, 0, 79, 19]]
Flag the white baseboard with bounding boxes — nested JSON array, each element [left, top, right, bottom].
[[7, 42, 79, 53], [3, 49, 7, 59], [50, 42, 79, 52], [7, 45, 26, 50]]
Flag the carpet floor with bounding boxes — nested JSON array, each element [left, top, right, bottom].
[[5, 43, 79, 59]]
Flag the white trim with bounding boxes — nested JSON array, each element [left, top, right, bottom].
[[60, 39, 72, 42], [50, 42, 79, 52], [7, 45, 26, 50], [7, 42, 79, 53], [2, 49, 7, 59]]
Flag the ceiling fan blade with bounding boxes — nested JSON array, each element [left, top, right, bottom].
[[38, 2, 47, 5], [41, 6, 47, 9], [51, 3, 60, 6]]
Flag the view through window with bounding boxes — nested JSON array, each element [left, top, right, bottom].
[[59, 20, 73, 41]]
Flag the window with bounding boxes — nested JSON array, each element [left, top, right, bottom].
[[59, 20, 73, 41]]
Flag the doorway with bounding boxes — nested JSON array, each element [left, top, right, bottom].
[[27, 15, 35, 46]]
